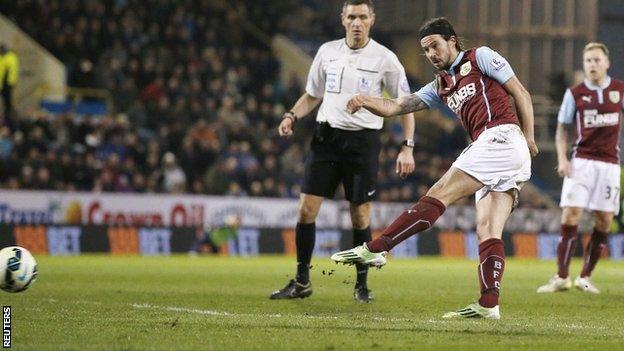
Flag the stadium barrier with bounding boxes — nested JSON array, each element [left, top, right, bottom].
[[0, 190, 621, 259], [0, 224, 621, 260]]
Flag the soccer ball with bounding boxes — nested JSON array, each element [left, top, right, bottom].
[[0, 246, 38, 293]]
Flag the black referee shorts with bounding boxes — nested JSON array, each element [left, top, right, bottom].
[[301, 122, 381, 204]]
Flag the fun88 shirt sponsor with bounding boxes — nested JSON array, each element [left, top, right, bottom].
[[558, 76, 624, 164], [415, 46, 520, 141]]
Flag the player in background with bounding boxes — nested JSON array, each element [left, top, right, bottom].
[[269, 0, 416, 303], [537, 42, 624, 294], [332, 17, 538, 319], [189, 215, 241, 255]]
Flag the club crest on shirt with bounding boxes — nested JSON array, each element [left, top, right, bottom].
[[358, 76, 372, 93], [460, 62, 471, 76], [609, 91, 621, 104]]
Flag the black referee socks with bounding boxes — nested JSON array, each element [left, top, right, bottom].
[[353, 227, 372, 286], [295, 222, 316, 284]]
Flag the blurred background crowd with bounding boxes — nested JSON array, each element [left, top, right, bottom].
[[0, 0, 556, 208]]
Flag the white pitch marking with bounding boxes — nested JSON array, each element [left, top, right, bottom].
[[128, 303, 419, 322], [47, 300, 610, 331], [131, 303, 234, 316]]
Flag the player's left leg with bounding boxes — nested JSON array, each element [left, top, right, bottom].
[[443, 190, 514, 320], [331, 167, 483, 267], [350, 202, 373, 302], [575, 210, 613, 294], [536, 207, 582, 293]]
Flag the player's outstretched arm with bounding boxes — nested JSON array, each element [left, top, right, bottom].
[[347, 94, 428, 117]]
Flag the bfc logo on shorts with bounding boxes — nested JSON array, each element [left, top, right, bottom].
[[583, 109, 619, 128], [447, 83, 477, 112]]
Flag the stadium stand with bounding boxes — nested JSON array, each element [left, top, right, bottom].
[[0, 0, 551, 208]]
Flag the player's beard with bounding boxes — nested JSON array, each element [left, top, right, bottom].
[[432, 46, 454, 71], [432, 59, 451, 71]]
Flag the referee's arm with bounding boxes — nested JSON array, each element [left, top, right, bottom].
[[290, 93, 322, 121], [278, 93, 322, 137]]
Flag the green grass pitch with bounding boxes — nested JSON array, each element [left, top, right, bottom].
[[2, 255, 623, 350]]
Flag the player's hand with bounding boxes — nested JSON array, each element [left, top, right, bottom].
[[526, 139, 539, 158], [557, 158, 571, 178], [396, 147, 415, 179], [278, 115, 294, 137], [347, 94, 369, 114]]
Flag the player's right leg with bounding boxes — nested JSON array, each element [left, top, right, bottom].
[[574, 210, 613, 294], [332, 167, 482, 265], [537, 207, 582, 293], [270, 193, 323, 299], [444, 190, 513, 319]]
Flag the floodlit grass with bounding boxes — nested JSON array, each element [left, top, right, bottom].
[[2, 255, 623, 350]]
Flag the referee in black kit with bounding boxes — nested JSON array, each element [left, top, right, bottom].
[[270, 0, 415, 302]]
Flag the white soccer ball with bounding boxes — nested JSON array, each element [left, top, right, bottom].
[[0, 246, 38, 293]]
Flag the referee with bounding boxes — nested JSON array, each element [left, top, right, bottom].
[[270, 0, 415, 302]]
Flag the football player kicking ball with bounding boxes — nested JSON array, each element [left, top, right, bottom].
[[537, 43, 624, 295], [331, 17, 538, 320]]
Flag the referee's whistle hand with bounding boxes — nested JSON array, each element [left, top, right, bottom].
[[278, 118, 294, 137], [396, 149, 415, 179], [347, 94, 367, 114]]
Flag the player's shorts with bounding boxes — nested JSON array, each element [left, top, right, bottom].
[[451, 124, 531, 204], [559, 157, 621, 214], [301, 122, 381, 204]]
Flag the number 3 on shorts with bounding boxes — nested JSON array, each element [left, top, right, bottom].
[[605, 185, 620, 200]]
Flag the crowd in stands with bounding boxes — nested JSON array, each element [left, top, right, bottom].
[[0, 0, 551, 208]]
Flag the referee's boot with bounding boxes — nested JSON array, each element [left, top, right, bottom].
[[269, 279, 312, 299], [354, 283, 373, 303]]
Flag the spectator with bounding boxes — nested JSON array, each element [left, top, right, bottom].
[[0, 0, 474, 205], [0, 43, 19, 128], [161, 152, 186, 193]]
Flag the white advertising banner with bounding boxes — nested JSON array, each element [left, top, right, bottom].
[[0, 190, 206, 226], [0, 190, 339, 228], [0, 190, 562, 231]]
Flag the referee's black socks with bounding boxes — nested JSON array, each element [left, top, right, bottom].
[[353, 227, 372, 287], [295, 222, 316, 284]]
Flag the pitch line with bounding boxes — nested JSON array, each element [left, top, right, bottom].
[[46, 299, 610, 330], [129, 302, 416, 322]]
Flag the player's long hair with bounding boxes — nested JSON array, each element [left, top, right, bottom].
[[419, 17, 464, 52]]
